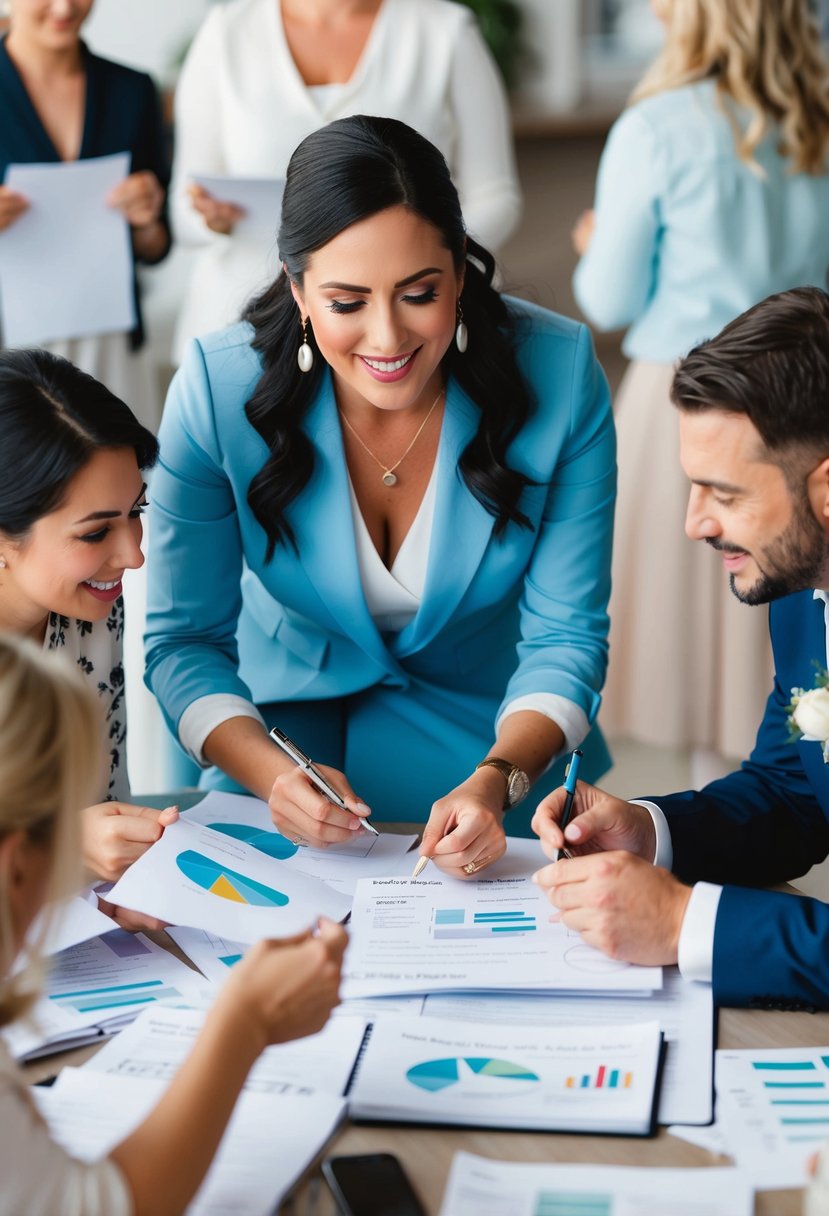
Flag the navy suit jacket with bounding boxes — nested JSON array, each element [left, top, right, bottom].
[[655, 590, 829, 1008]]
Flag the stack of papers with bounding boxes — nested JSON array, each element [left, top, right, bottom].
[[6, 930, 203, 1061], [346, 1015, 665, 1136], [35, 1067, 345, 1216]]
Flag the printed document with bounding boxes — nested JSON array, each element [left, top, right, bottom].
[[439, 1154, 753, 1216], [108, 818, 351, 941], [0, 153, 135, 345], [343, 874, 661, 998], [347, 1015, 664, 1136], [36, 1067, 345, 1216]]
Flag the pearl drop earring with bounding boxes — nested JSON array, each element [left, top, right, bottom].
[[297, 317, 314, 373], [455, 302, 468, 353], [0, 558, 6, 569]]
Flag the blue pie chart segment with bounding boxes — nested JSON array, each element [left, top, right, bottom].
[[206, 822, 299, 860], [406, 1056, 540, 1095], [176, 849, 290, 907]]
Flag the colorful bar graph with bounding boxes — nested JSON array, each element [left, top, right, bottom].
[[753, 1061, 817, 1071], [565, 1065, 633, 1090], [432, 908, 537, 939]]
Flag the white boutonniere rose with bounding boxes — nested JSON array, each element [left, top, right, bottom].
[[788, 670, 829, 763]]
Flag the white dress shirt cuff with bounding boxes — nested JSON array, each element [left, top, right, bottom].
[[178, 694, 266, 766], [497, 694, 590, 772], [630, 799, 673, 870], [676, 881, 722, 984]]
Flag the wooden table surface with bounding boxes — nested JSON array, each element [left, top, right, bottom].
[[25, 808, 827, 1214]]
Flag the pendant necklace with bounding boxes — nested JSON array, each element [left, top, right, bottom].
[[338, 387, 443, 487]]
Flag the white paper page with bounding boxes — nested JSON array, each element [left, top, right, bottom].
[[423, 967, 713, 1125], [669, 1120, 731, 1156], [42, 929, 203, 1023], [439, 1153, 753, 1216], [108, 818, 351, 942], [35, 1067, 345, 1216], [0, 153, 136, 345], [184, 791, 417, 896], [167, 926, 248, 985], [343, 874, 661, 998], [2, 995, 89, 1061], [335, 994, 427, 1019], [86, 1004, 367, 1098], [348, 1014, 663, 1134], [193, 173, 283, 240], [715, 1046, 829, 1188], [28, 895, 118, 958]]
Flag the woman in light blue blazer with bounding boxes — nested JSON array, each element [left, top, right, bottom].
[[573, 0, 829, 782], [145, 116, 615, 871]]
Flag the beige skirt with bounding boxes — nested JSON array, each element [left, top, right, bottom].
[[599, 360, 774, 758]]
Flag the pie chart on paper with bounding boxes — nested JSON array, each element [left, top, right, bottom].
[[206, 822, 299, 860], [406, 1056, 540, 1099], [176, 849, 290, 907]]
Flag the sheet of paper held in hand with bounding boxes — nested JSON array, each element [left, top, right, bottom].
[[35, 1067, 345, 1216], [342, 842, 662, 999], [0, 153, 136, 345], [438, 1154, 754, 1216], [183, 790, 417, 896], [347, 1015, 664, 1136], [108, 818, 351, 942], [192, 173, 283, 241]]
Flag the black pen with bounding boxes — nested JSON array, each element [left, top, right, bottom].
[[268, 727, 379, 835], [556, 747, 583, 860]]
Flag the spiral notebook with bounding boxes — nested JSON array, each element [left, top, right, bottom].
[[345, 1015, 665, 1137]]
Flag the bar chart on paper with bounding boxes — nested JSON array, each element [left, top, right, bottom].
[[431, 908, 536, 939], [565, 1064, 633, 1090], [533, 1194, 611, 1216], [176, 850, 290, 907], [716, 1047, 829, 1187]]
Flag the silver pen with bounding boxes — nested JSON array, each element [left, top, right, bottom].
[[269, 726, 379, 835]]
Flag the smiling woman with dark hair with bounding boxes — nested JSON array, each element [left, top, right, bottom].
[[0, 348, 178, 891], [146, 116, 616, 875]]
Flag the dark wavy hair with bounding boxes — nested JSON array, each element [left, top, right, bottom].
[[671, 286, 829, 455], [0, 348, 158, 539], [242, 115, 536, 559]]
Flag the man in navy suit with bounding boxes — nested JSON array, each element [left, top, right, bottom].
[[533, 285, 829, 1009]]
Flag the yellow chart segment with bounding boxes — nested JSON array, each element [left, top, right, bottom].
[[210, 874, 248, 903]]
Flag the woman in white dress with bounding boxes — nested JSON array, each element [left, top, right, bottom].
[[572, 0, 829, 779], [170, 0, 522, 361]]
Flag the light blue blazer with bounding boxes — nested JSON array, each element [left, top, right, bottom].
[[573, 80, 829, 361], [145, 298, 616, 834]]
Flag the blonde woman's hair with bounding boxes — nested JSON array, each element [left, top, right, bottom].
[[0, 634, 102, 1028], [634, 0, 829, 174]]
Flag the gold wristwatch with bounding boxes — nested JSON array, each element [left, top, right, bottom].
[[475, 757, 530, 810]]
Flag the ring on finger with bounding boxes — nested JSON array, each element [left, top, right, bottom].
[[463, 853, 492, 876], [290, 836, 306, 847]]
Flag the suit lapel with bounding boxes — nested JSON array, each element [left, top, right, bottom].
[[393, 381, 495, 657]]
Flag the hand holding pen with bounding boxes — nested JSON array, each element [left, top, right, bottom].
[[268, 727, 378, 847], [556, 747, 583, 860]]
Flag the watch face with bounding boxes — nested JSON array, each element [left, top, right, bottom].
[[507, 768, 530, 806]]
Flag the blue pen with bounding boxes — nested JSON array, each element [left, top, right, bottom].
[[557, 747, 583, 860]]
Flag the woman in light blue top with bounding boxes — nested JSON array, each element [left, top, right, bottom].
[[573, 0, 829, 775], [145, 116, 615, 866]]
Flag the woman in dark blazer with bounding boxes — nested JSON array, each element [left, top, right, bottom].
[[0, 0, 170, 428]]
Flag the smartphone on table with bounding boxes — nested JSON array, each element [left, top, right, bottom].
[[321, 1152, 427, 1216]]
